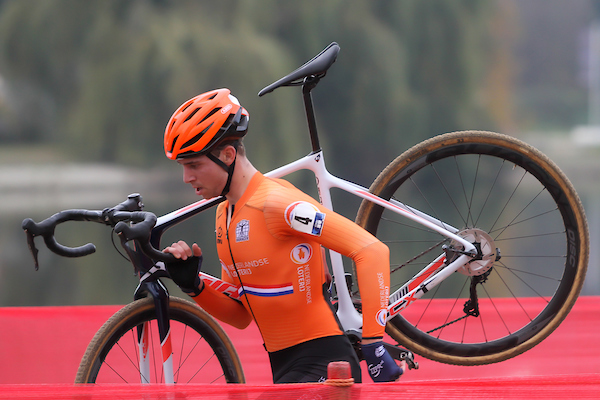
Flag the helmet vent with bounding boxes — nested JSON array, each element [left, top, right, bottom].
[[168, 135, 178, 153], [181, 102, 193, 113], [184, 108, 200, 123], [200, 107, 221, 124], [181, 122, 214, 149]]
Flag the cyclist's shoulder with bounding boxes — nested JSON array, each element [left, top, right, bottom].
[[261, 177, 319, 210], [263, 175, 297, 191]]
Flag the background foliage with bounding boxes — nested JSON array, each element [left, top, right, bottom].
[[0, 0, 596, 305], [0, 0, 506, 173]]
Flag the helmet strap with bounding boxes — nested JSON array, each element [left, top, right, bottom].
[[206, 151, 237, 197]]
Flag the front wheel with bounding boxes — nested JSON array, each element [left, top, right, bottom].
[[356, 131, 588, 365], [75, 296, 245, 383]]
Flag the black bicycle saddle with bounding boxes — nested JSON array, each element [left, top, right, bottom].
[[258, 42, 340, 96]]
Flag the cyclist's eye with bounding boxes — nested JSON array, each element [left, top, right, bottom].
[[184, 162, 199, 170]]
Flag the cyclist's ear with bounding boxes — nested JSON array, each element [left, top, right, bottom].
[[218, 145, 238, 166]]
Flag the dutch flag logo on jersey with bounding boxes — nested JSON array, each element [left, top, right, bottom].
[[238, 283, 294, 297]]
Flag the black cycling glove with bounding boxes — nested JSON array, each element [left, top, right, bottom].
[[165, 255, 203, 297]]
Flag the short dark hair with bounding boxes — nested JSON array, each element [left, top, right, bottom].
[[212, 138, 245, 157]]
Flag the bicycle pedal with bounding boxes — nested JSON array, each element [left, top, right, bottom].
[[382, 343, 419, 370]]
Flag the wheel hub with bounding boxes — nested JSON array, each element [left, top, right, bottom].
[[452, 228, 498, 277]]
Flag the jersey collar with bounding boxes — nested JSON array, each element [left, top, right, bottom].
[[226, 171, 264, 214]]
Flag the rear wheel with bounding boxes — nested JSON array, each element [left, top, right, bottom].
[[75, 296, 244, 383], [356, 131, 588, 365]]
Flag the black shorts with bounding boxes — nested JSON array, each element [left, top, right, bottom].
[[268, 335, 362, 384]]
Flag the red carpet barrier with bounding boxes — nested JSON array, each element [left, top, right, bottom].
[[1, 376, 600, 400], [0, 297, 598, 397]]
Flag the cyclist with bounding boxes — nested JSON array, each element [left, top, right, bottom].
[[162, 88, 404, 383]]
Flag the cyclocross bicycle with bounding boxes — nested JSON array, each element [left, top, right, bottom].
[[22, 42, 589, 384]]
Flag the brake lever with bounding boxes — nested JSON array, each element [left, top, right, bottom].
[[114, 216, 177, 264], [24, 229, 40, 271]]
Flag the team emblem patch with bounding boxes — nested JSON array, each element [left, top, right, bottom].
[[290, 243, 313, 264], [376, 308, 388, 327], [284, 201, 326, 236], [235, 219, 250, 242]]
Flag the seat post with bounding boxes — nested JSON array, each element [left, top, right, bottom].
[[302, 76, 321, 153]]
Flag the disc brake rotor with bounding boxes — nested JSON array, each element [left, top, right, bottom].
[[452, 228, 498, 277]]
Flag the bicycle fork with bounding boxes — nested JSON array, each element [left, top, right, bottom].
[[134, 279, 174, 384]]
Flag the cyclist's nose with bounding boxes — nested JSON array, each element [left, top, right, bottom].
[[182, 166, 195, 184]]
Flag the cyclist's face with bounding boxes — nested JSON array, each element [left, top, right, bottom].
[[178, 154, 228, 199]]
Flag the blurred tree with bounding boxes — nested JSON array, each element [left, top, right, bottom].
[[512, 0, 594, 129], [0, 0, 512, 305], [251, 0, 499, 184], [0, 0, 502, 172]]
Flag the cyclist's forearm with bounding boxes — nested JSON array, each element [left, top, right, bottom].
[[191, 283, 252, 329], [353, 240, 390, 340], [312, 211, 391, 339]]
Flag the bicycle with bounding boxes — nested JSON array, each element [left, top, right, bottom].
[[22, 42, 589, 384]]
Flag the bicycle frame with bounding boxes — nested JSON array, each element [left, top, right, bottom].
[[24, 42, 587, 384], [153, 148, 477, 334], [152, 68, 478, 335]]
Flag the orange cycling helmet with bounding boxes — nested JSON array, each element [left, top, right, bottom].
[[164, 88, 249, 160]]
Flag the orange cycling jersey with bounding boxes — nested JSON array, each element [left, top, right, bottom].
[[192, 172, 390, 353]]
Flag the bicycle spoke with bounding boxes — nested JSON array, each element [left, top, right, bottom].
[[487, 168, 528, 234], [491, 270, 537, 322], [494, 230, 564, 242], [435, 277, 469, 339], [149, 322, 160, 383], [103, 330, 149, 383], [430, 162, 468, 227], [381, 214, 441, 235], [81, 299, 243, 384], [473, 159, 506, 228], [465, 155, 482, 234], [103, 360, 130, 383], [494, 261, 562, 283], [187, 352, 219, 383], [496, 262, 557, 301], [479, 284, 511, 336], [361, 132, 586, 365], [175, 334, 204, 380], [489, 187, 551, 241], [413, 284, 441, 329]]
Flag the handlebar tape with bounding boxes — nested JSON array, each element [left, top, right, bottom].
[[22, 216, 97, 258], [113, 213, 177, 263], [23, 209, 176, 262], [44, 235, 97, 258], [113, 212, 156, 241]]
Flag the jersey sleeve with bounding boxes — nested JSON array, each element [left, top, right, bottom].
[[191, 283, 253, 330], [263, 186, 390, 340]]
